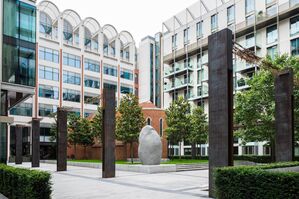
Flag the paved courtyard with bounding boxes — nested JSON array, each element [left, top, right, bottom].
[[12, 163, 210, 199]]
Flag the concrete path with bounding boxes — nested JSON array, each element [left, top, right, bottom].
[[11, 163, 210, 199]]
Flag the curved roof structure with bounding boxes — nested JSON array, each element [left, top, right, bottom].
[[38, 1, 60, 22], [103, 24, 118, 41], [61, 9, 82, 29], [83, 17, 101, 36], [119, 31, 135, 46]]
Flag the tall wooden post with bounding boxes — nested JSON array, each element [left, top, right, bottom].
[[15, 125, 23, 165], [208, 28, 234, 197], [32, 118, 40, 167], [275, 69, 294, 162], [102, 88, 116, 178], [57, 108, 67, 171]]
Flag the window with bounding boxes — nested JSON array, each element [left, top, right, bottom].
[[147, 118, 151, 125], [84, 76, 100, 89], [246, 14, 255, 26], [121, 86, 133, 94], [84, 95, 99, 105], [39, 85, 59, 100], [266, 4, 277, 17], [39, 65, 59, 81], [121, 70, 133, 80], [266, 0, 274, 4], [63, 53, 81, 68], [290, 16, 299, 37], [245, 33, 255, 48], [266, 25, 277, 44], [245, 0, 255, 14], [104, 83, 117, 91], [184, 28, 189, 44], [84, 59, 100, 73], [63, 71, 81, 85], [39, 104, 57, 117], [63, 89, 80, 102], [159, 119, 163, 136], [291, 38, 299, 56], [267, 45, 278, 59], [172, 34, 177, 48], [196, 21, 203, 38], [290, 0, 299, 6], [63, 19, 73, 42], [39, 47, 59, 63], [227, 5, 235, 24], [104, 65, 117, 77], [211, 14, 218, 32], [40, 12, 52, 35], [10, 103, 32, 116]]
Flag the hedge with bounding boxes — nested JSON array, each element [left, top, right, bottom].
[[169, 155, 299, 163], [215, 162, 299, 199], [0, 164, 52, 199]]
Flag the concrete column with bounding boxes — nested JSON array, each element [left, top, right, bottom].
[[208, 28, 234, 197], [57, 108, 68, 171], [15, 125, 23, 165], [102, 88, 116, 178], [275, 70, 294, 162], [31, 118, 40, 167]]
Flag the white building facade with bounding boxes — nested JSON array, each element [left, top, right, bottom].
[[161, 0, 299, 156], [8, 0, 138, 159]]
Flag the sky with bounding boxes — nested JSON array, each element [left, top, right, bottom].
[[37, 0, 198, 45]]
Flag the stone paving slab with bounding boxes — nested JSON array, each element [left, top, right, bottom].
[[10, 163, 211, 199]]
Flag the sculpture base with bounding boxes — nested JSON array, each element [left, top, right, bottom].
[[116, 164, 177, 174]]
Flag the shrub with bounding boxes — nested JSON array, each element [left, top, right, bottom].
[[0, 164, 52, 199], [215, 162, 299, 199]]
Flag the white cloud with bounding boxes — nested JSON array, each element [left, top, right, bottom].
[[36, 0, 198, 44]]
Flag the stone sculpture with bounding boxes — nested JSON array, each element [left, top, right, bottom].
[[138, 125, 162, 165]]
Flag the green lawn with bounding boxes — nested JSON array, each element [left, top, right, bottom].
[[68, 159, 208, 165]]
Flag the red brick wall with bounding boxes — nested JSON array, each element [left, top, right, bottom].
[[67, 107, 168, 160]]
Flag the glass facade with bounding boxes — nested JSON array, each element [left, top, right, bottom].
[[196, 21, 203, 38], [39, 104, 57, 117], [63, 71, 81, 85], [84, 77, 100, 89], [121, 86, 133, 94], [63, 89, 81, 102], [104, 83, 117, 91], [39, 65, 59, 81], [266, 25, 277, 44], [172, 34, 177, 48], [290, 0, 299, 6], [84, 59, 100, 73], [0, 92, 7, 163], [245, 0, 255, 14], [39, 47, 59, 63], [267, 45, 277, 59], [2, 0, 36, 87], [291, 38, 299, 56], [211, 14, 218, 31], [184, 28, 189, 44], [63, 53, 81, 68], [39, 85, 59, 100], [266, 4, 277, 17], [104, 65, 118, 77], [290, 16, 299, 37], [227, 5, 235, 24], [120, 70, 133, 80], [10, 103, 32, 116], [150, 43, 154, 103]]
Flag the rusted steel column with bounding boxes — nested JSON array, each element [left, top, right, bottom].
[[57, 108, 68, 171]]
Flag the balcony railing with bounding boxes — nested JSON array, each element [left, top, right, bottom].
[[164, 78, 194, 91], [164, 62, 194, 76]]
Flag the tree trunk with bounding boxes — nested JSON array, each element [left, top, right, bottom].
[[270, 138, 275, 162], [191, 143, 196, 159], [179, 142, 182, 160], [130, 142, 134, 164]]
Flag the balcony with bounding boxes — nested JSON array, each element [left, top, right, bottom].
[[164, 62, 194, 77], [164, 78, 194, 92], [189, 85, 209, 101], [236, 62, 257, 73]]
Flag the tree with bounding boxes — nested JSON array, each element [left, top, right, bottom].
[[68, 113, 81, 159], [77, 118, 94, 159], [188, 106, 208, 159], [90, 106, 103, 142], [116, 94, 145, 164], [235, 54, 299, 160], [165, 96, 191, 159]]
